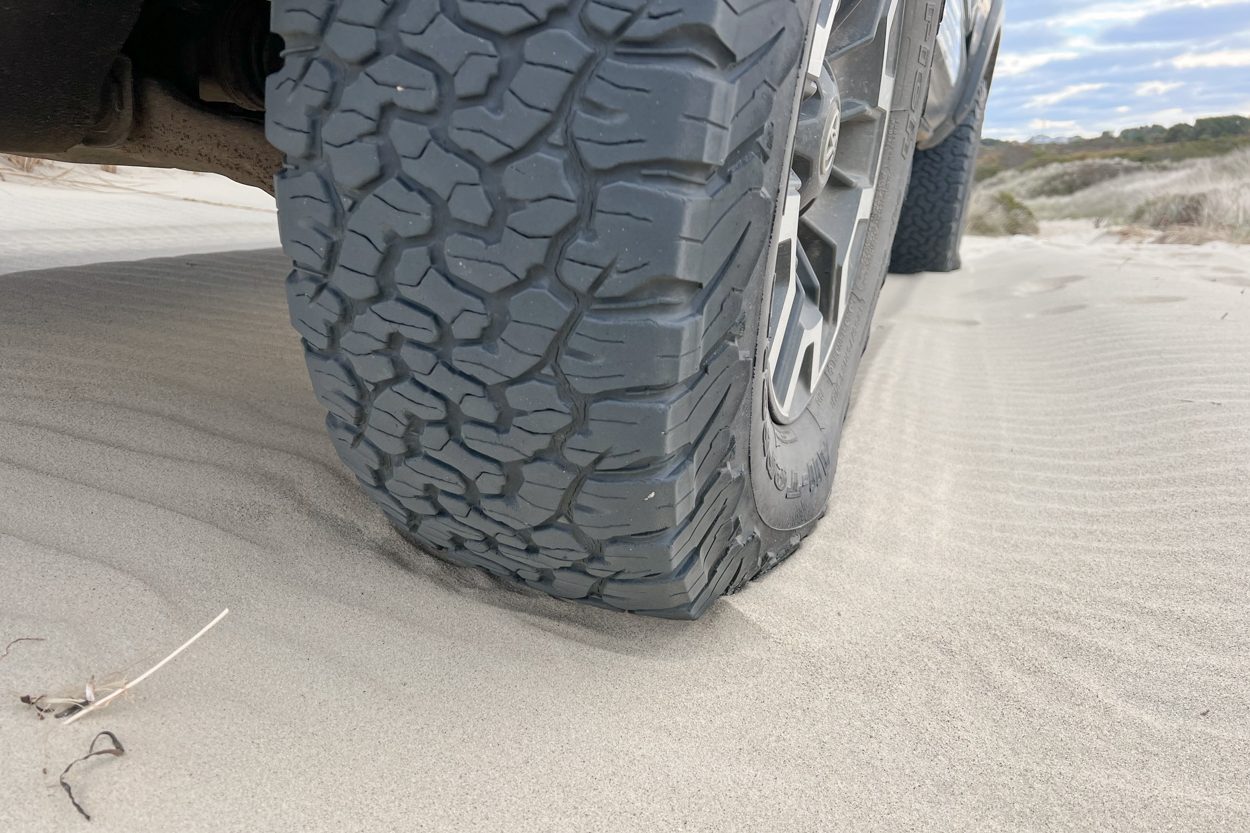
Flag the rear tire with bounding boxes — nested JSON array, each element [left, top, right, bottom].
[[267, 0, 939, 617], [888, 80, 988, 274]]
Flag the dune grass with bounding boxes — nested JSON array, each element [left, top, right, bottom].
[[967, 190, 1040, 237], [970, 148, 1250, 243], [0, 154, 48, 176]]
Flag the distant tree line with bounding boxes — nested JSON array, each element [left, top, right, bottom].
[[976, 114, 1250, 181], [1120, 116, 1250, 144], [982, 115, 1250, 150]]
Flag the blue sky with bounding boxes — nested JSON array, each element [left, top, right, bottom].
[[985, 0, 1250, 139]]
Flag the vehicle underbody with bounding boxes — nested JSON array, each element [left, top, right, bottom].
[[0, 0, 281, 191], [0, 0, 999, 196]]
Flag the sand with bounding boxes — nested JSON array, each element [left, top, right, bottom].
[[1, 173, 1248, 831]]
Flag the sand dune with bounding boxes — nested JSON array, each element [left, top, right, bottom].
[[0, 163, 276, 275], [1, 216, 1248, 830]]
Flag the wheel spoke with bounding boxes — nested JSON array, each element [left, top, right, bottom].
[[805, 0, 841, 91], [767, 226, 827, 417], [766, 0, 903, 424]]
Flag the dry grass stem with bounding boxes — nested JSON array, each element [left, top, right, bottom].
[[61, 609, 229, 726]]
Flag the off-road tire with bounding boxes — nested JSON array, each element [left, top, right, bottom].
[[267, 0, 940, 617], [889, 80, 988, 274]]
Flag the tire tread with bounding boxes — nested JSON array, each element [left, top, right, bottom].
[[268, 0, 808, 617], [888, 80, 988, 274]]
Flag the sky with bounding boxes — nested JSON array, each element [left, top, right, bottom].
[[984, 0, 1250, 139]]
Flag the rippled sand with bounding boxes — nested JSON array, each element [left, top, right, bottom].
[[1, 216, 1248, 830]]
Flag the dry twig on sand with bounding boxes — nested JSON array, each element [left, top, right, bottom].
[[59, 731, 126, 821], [1, 636, 46, 661]]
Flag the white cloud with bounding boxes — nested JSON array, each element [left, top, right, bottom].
[[1028, 119, 1086, 133], [1035, 0, 1250, 30], [1145, 107, 1201, 125], [1026, 83, 1108, 109], [1057, 4, 1156, 27], [997, 51, 1080, 77], [1171, 49, 1250, 69], [1136, 81, 1184, 96]]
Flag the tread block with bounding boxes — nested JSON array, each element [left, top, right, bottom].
[[326, 413, 386, 483], [271, 0, 335, 40], [558, 160, 767, 300], [559, 311, 703, 393], [449, 31, 592, 162], [573, 61, 735, 170], [287, 270, 345, 350], [395, 256, 491, 340], [326, 19, 380, 62], [266, 56, 337, 158], [453, 287, 572, 384], [350, 55, 440, 117], [567, 342, 741, 469], [400, 140, 494, 227], [615, 0, 797, 64], [398, 7, 501, 97], [459, 0, 570, 36], [305, 351, 366, 423], [364, 379, 445, 453], [276, 170, 339, 273]]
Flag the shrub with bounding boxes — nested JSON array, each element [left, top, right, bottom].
[[1130, 194, 1207, 229], [967, 191, 1040, 237]]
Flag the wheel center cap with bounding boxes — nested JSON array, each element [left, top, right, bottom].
[[792, 71, 841, 209], [820, 97, 841, 179]]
